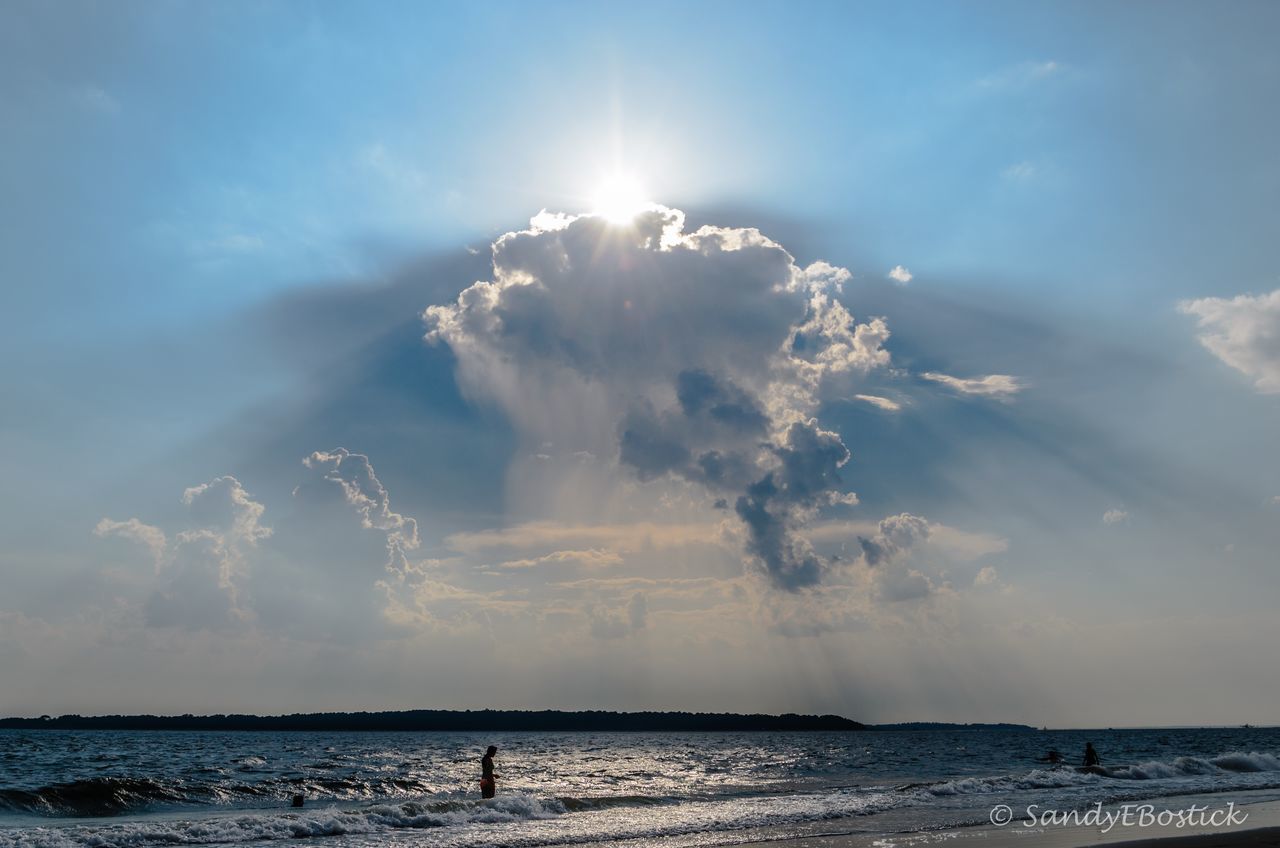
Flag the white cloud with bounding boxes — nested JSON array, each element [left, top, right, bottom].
[[1102, 509, 1129, 525], [424, 206, 892, 590], [855, 514, 937, 602], [857, 513, 932, 565], [888, 265, 913, 285], [499, 548, 624, 570], [921, 371, 1025, 400], [96, 463, 434, 634], [94, 518, 166, 569], [801, 513, 1009, 604], [181, 476, 271, 547], [1178, 289, 1280, 393], [170, 478, 271, 626], [98, 476, 273, 631], [853, 393, 902, 412], [299, 448, 419, 573]]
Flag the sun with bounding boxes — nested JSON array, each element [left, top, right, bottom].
[[590, 173, 651, 223]]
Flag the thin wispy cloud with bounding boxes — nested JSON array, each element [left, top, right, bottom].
[[976, 60, 1063, 91], [853, 393, 902, 412], [94, 518, 167, 569], [1002, 161, 1037, 182], [920, 372, 1025, 400]]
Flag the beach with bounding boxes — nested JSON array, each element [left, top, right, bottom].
[[730, 799, 1280, 848]]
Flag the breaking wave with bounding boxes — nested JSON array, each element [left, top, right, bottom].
[[1089, 751, 1280, 781], [0, 776, 694, 821], [0, 790, 894, 848], [0, 773, 442, 818], [917, 751, 1280, 797], [0, 778, 192, 818]]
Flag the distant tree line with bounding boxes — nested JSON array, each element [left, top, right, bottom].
[[0, 709, 869, 732], [870, 722, 1036, 731]]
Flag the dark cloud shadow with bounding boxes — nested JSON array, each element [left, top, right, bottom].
[[149, 248, 517, 537]]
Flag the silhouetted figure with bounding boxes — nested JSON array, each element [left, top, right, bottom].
[[1083, 742, 1101, 768], [480, 745, 499, 798], [291, 794, 305, 808], [1039, 749, 1064, 764]]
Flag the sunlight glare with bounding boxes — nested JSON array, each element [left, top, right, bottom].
[[591, 174, 651, 224]]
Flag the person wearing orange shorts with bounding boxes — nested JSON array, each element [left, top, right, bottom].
[[480, 745, 499, 798]]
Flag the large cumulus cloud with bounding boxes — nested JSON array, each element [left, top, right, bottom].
[[424, 207, 889, 589]]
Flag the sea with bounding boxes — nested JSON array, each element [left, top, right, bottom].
[[3, 727, 1280, 848]]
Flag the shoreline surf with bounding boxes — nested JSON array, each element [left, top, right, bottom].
[[4, 728, 1280, 848]]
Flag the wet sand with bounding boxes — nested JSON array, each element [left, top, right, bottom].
[[732, 799, 1280, 848]]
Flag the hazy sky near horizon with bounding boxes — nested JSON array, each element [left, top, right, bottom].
[[3, 1, 1279, 727]]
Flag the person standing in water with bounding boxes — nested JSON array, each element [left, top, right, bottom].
[[1083, 742, 1101, 768], [480, 745, 499, 798]]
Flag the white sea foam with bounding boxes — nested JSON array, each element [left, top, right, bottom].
[[924, 768, 1100, 796], [921, 751, 1280, 796], [0, 789, 898, 848]]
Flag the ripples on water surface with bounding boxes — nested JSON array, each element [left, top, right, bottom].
[[4, 727, 1280, 847]]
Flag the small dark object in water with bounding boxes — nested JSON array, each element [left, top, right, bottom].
[[291, 794, 305, 808]]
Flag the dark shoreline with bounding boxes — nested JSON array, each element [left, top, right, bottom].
[[0, 710, 1037, 733], [0, 709, 863, 733]]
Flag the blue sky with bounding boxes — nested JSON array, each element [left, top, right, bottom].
[[2, 1, 1279, 725]]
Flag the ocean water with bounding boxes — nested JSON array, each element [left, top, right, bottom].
[[3, 727, 1280, 848]]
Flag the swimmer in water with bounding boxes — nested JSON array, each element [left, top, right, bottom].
[[480, 745, 499, 798]]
